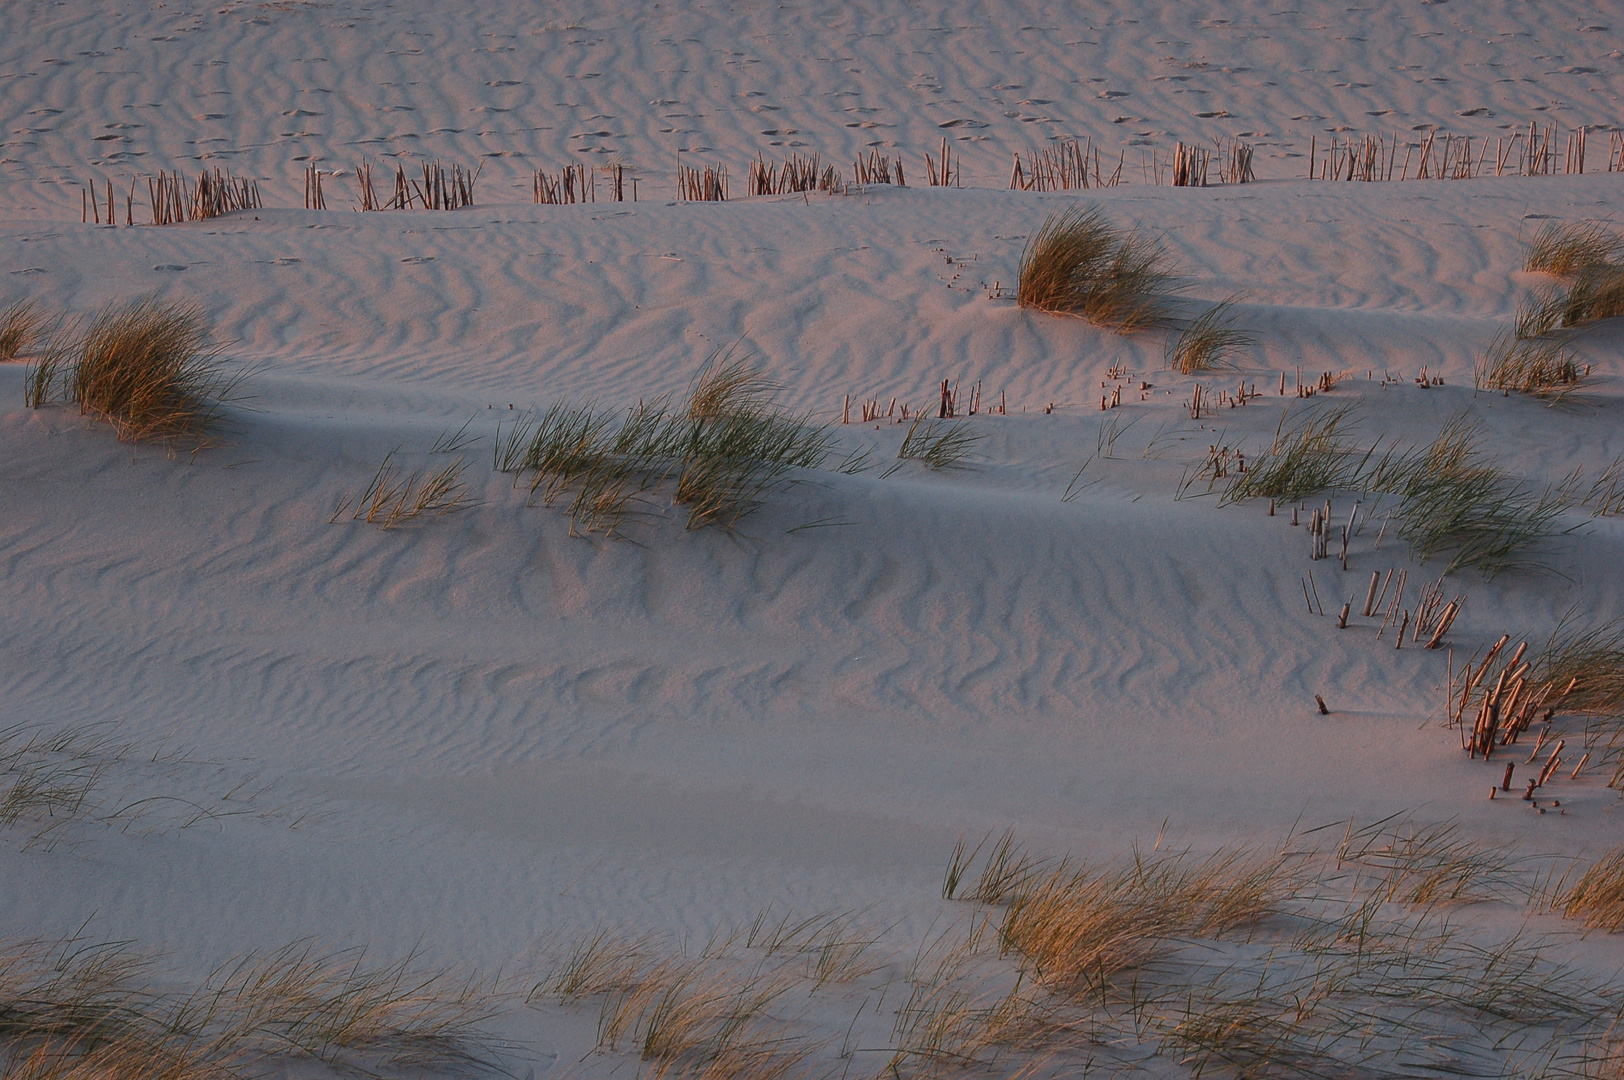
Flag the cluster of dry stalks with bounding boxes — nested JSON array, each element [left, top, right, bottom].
[[22, 298, 245, 444], [356, 160, 479, 211], [534, 162, 633, 204], [677, 161, 729, 201], [921, 138, 959, 187], [82, 170, 261, 227], [1007, 136, 1123, 191], [1310, 121, 1613, 182], [851, 149, 904, 186], [749, 152, 840, 195], [1450, 617, 1624, 791]]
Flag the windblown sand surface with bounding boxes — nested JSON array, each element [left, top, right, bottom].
[[3, 1, 1624, 1075]]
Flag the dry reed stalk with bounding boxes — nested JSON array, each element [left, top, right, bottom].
[[534, 163, 619, 204], [302, 163, 327, 210], [677, 162, 728, 201], [851, 148, 904, 186], [148, 168, 261, 224], [748, 152, 838, 195], [923, 138, 958, 187]]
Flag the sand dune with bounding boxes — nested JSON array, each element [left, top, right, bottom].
[[3, 1, 1624, 1076]]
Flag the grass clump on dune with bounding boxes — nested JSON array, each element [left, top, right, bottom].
[[1562, 850, 1624, 933], [1558, 262, 1624, 328], [332, 449, 474, 529], [0, 724, 117, 840], [1373, 414, 1571, 576], [1476, 330, 1581, 396], [1225, 407, 1568, 576], [1511, 221, 1624, 350], [1166, 295, 1253, 374], [1221, 403, 1366, 504], [0, 298, 50, 361], [1524, 220, 1623, 277], [1016, 205, 1182, 332], [499, 353, 834, 536], [0, 937, 502, 1080], [25, 299, 245, 443], [887, 417, 980, 474]]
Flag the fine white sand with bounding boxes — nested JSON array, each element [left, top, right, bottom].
[[3, 0, 1624, 1074]]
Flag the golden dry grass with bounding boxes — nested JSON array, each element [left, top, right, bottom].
[[1016, 206, 1181, 332], [0, 937, 501, 1080], [26, 299, 245, 443], [1561, 263, 1624, 328], [0, 299, 50, 362], [1561, 850, 1624, 933], [998, 847, 1298, 998], [1524, 220, 1623, 276], [1166, 296, 1253, 373], [331, 450, 474, 528], [1475, 329, 1582, 397]]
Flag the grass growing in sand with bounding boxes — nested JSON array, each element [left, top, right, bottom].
[[1561, 850, 1624, 933], [497, 354, 834, 535], [1510, 220, 1624, 355], [0, 724, 117, 836], [24, 299, 245, 443], [1524, 221, 1624, 277], [1477, 329, 1582, 396], [0, 298, 50, 361], [888, 417, 980, 473], [331, 449, 475, 528], [1221, 403, 1366, 504], [1016, 206, 1181, 332], [0, 936, 502, 1080], [1225, 406, 1569, 575], [1374, 413, 1571, 576], [1166, 295, 1253, 374]]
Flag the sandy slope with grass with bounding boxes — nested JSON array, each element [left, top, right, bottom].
[[4, 1, 1624, 1078]]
